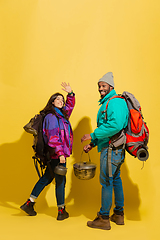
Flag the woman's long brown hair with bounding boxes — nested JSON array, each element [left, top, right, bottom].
[[40, 93, 68, 119]]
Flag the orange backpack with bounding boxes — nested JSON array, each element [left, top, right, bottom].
[[106, 92, 149, 161]]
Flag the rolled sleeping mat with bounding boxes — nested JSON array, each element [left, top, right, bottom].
[[137, 147, 149, 161]]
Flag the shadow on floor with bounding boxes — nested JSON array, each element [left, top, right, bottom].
[[0, 117, 141, 220]]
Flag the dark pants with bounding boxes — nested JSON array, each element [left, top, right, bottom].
[[30, 159, 66, 207]]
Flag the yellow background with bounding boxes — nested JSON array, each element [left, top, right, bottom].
[[0, 0, 159, 239]]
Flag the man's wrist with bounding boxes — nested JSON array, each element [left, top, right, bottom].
[[90, 142, 94, 147]]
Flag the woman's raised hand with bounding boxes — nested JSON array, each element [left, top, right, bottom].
[[61, 82, 72, 94]]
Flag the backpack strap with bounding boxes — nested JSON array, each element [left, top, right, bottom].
[[103, 95, 125, 177], [32, 155, 45, 178], [108, 145, 113, 177], [103, 95, 123, 120]]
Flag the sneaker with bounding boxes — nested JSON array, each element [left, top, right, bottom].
[[110, 213, 124, 225], [87, 214, 111, 230], [20, 199, 37, 216], [57, 206, 69, 220]]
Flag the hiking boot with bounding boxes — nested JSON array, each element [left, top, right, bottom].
[[87, 214, 111, 230], [57, 206, 69, 220], [110, 213, 124, 225], [20, 199, 37, 216]]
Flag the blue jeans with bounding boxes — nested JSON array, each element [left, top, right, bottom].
[[99, 147, 125, 217], [30, 159, 66, 207]]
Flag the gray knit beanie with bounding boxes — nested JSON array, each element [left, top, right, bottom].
[[98, 72, 114, 88]]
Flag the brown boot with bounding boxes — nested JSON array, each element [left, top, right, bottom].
[[110, 213, 124, 225], [87, 214, 111, 230]]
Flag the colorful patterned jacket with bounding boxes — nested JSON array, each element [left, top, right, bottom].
[[43, 94, 75, 159]]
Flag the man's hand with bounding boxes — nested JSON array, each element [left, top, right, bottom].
[[83, 144, 93, 153], [81, 134, 91, 143], [59, 155, 66, 163]]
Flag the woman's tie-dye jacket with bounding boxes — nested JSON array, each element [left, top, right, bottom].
[[43, 94, 75, 159]]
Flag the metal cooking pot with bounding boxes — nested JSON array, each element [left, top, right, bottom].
[[54, 164, 67, 176], [73, 152, 97, 180]]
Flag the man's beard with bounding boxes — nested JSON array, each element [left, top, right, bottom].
[[100, 88, 111, 99]]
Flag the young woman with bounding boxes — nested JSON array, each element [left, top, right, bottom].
[[20, 82, 75, 220]]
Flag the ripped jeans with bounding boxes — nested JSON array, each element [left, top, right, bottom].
[[99, 147, 125, 217]]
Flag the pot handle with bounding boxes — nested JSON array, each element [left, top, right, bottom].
[[57, 162, 67, 168], [80, 150, 91, 162]]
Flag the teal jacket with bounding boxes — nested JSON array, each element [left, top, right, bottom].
[[90, 89, 129, 152]]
